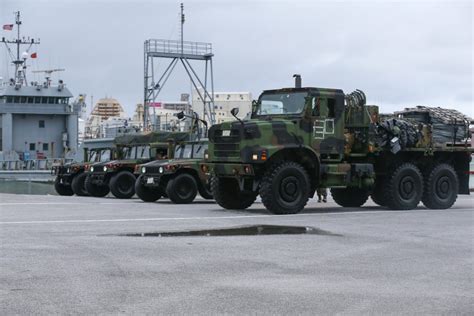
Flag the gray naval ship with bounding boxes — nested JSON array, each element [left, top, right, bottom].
[[0, 12, 79, 181]]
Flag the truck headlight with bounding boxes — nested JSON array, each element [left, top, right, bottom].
[[204, 153, 209, 160], [90, 166, 94, 172], [159, 166, 164, 174], [252, 154, 258, 160], [141, 166, 146, 173], [67, 168, 70, 173], [103, 166, 108, 172]]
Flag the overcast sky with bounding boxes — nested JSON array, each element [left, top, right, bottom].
[[1, 0, 472, 117]]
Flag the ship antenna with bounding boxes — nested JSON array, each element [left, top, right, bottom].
[[180, 3, 185, 54], [1, 11, 40, 87]]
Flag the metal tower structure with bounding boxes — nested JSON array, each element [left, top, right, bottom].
[[143, 3, 216, 131]]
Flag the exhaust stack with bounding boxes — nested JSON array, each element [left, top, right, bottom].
[[293, 74, 301, 88]]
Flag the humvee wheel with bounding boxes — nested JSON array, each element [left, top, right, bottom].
[[198, 177, 213, 200], [260, 161, 310, 214], [422, 163, 458, 209], [331, 187, 369, 207], [384, 163, 423, 210], [85, 175, 109, 197], [211, 177, 257, 210], [166, 173, 198, 204], [71, 173, 89, 196], [371, 178, 387, 207], [110, 171, 136, 199], [54, 177, 74, 196], [135, 175, 162, 202]]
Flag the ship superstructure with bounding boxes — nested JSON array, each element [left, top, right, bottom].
[[0, 12, 79, 164]]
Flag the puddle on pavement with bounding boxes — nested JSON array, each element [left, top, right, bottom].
[[107, 225, 342, 237]]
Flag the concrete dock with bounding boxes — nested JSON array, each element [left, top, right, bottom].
[[0, 193, 473, 314]]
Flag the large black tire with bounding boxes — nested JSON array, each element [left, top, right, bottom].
[[211, 177, 257, 210], [135, 175, 162, 202], [259, 161, 310, 214], [166, 173, 198, 204], [71, 173, 89, 196], [54, 177, 74, 196], [331, 187, 369, 207], [422, 163, 458, 209], [85, 175, 110, 197], [109, 171, 136, 199], [384, 163, 423, 210], [198, 177, 213, 200], [371, 178, 387, 207]]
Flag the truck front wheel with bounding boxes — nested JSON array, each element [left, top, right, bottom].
[[54, 177, 74, 196], [384, 163, 423, 210], [110, 171, 136, 199], [260, 161, 310, 214], [71, 173, 88, 196], [166, 173, 198, 204], [135, 175, 162, 202], [331, 187, 369, 207], [85, 175, 110, 197], [211, 177, 257, 210], [422, 163, 458, 209]]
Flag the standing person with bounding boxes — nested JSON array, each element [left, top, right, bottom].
[[317, 187, 327, 203]]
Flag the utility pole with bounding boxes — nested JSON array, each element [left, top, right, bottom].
[[180, 3, 185, 54]]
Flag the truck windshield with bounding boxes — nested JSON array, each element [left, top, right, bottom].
[[88, 150, 98, 162], [255, 92, 308, 116], [192, 143, 208, 159], [99, 149, 111, 162], [174, 144, 193, 159], [136, 146, 150, 159]]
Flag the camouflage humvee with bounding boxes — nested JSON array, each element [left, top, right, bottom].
[[85, 131, 188, 198], [202, 76, 473, 214], [52, 139, 116, 196], [134, 140, 212, 203]]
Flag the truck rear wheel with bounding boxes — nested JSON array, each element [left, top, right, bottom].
[[85, 175, 110, 197], [422, 163, 458, 209], [384, 163, 423, 210], [211, 177, 257, 210], [110, 171, 136, 199], [71, 173, 88, 196], [331, 187, 369, 207], [135, 175, 162, 202], [260, 161, 310, 214], [54, 177, 74, 196], [166, 173, 198, 204]]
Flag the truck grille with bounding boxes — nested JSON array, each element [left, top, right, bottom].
[[213, 129, 241, 159]]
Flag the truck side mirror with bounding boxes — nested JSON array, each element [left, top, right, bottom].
[[176, 111, 185, 120], [231, 107, 239, 117]]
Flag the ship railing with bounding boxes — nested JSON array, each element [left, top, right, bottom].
[[1, 158, 74, 171], [145, 39, 213, 58]]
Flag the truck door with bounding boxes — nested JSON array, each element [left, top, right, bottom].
[[310, 95, 345, 160]]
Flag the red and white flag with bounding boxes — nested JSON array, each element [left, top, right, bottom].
[[3, 24, 14, 31], [30, 52, 37, 58]]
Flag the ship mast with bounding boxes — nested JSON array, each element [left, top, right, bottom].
[[1, 11, 40, 86]]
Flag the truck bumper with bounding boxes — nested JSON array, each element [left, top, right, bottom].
[[89, 173, 109, 185], [201, 162, 255, 177], [139, 173, 168, 188]]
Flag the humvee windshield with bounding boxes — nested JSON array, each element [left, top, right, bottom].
[[88, 149, 112, 162], [255, 92, 308, 116], [174, 143, 208, 159], [123, 145, 150, 159]]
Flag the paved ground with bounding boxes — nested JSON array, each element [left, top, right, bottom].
[[0, 193, 473, 315]]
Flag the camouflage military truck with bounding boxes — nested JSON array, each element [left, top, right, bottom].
[[202, 75, 473, 214], [85, 131, 188, 198], [135, 140, 212, 203], [52, 138, 116, 196]]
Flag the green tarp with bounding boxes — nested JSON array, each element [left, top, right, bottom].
[[113, 131, 190, 146]]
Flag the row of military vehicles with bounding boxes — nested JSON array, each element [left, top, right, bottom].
[[53, 76, 473, 213]]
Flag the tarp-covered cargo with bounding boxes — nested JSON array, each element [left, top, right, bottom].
[[113, 131, 190, 146], [395, 106, 471, 144]]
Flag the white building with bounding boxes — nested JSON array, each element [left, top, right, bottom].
[[192, 90, 252, 124]]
